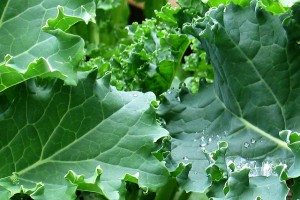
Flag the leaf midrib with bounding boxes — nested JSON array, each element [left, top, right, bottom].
[[215, 94, 290, 151], [17, 92, 150, 175]]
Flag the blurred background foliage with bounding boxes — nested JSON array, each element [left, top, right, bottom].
[[70, 0, 213, 95]]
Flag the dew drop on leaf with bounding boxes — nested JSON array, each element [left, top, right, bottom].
[[133, 94, 138, 97], [244, 142, 250, 148], [251, 138, 256, 144], [249, 161, 258, 177], [200, 142, 207, 147], [183, 156, 189, 161], [200, 136, 205, 141]]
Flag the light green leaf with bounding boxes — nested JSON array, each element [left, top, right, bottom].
[[206, 0, 291, 14], [158, 1, 300, 196], [0, 0, 96, 92], [207, 0, 250, 7], [0, 71, 169, 199]]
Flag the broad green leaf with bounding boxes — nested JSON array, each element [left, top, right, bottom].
[[0, 0, 96, 92], [225, 168, 288, 199], [207, 0, 292, 14], [158, 1, 300, 196], [0, 71, 169, 199]]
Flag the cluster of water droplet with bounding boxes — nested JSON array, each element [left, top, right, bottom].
[[226, 156, 289, 177], [243, 138, 257, 148], [192, 130, 229, 151]]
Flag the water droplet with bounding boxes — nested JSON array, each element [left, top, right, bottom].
[[251, 138, 256, 144], [200, 136, 205, 141], [244, 142, 250, 148], [249, 161, 256, 168], [200, 142, 207, 147], [193, 139, 197, 142], [233, 157, 247, 170], [283, 164, 287, 169], [262, 161, 273, 177], [133, 94, 138, 97], [167, 90, 172, 94], [176, 96, 181, 102], [277, 161, 288, 171], [208, 137, 212, 143], [249, 161, 258, 177], [183, 156, 189, 161]]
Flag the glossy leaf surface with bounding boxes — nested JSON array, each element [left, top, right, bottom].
[[158, 2, 300, 196], [0, 71, 169, 199], [0, 0, 96, 91]]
